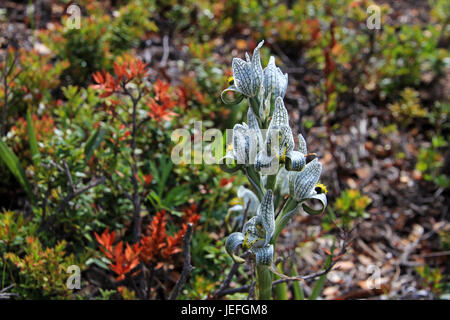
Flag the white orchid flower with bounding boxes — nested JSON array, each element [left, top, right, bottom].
[[254, 97, 294, 174], [266, 97, 295, 159], [284, 133, 310, 171], [225, 190, 275, 266], [221, 108, 263, 171], [237, 185, 260, 215], [227, 185, 260, 220], [221, 40, 264, 103], [288, 158, 327, 215], [263, 56, 288, 102], [275, 134, 309, 196], [275, 167, 290, 196]]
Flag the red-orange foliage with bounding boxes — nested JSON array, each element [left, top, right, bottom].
[[91, 58, 177, 122], [95, 228, 115, 258], [147, 79, 178, 121], [94, 229, 142, 281], [91, 58, 149, 98], [113, 58, 149, 83], [219, 177, 235, 188], [95, 207, 200, 279], [140, 210, 169, 267], [110, 242, 142, 281], [91, 70, 120, 98], [182, 203, 201, 226], [11, 115, 55, 151]]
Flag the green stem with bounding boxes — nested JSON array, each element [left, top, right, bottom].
[[249, 97, 262, 128], [266, 174, 276, 191], [256, 264, 272, 300], [245, 166, 264, 200], [274, 263, 288, 300], [291, 263, 304, 300], [204, 191, 219, 233], [272, 198, 298, 246]]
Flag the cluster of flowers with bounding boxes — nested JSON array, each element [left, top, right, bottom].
[[221, 41, 327, 267]]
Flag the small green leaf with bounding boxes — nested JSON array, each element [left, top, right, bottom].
[[84, 127, 106, 162], [0, 140, 35, 203], [291, 265, 304, 300]]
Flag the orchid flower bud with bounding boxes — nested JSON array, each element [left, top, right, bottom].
[[263, 56, 288, 101]]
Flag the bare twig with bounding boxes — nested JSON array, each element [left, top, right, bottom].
[[216, 282, 253, 297], [239, 200, 251, 231], [137, 116, 151, 130], [1, 45, 20, 136], [396, 227, 444, 267], [275, 195, 289, 219], [270, 229, 352, 287], [270, 263, 337, 286], [105, 172, 133, 201], [57, 176, 106, 213], [215, 263, 240, 297], [122, 83, 144, 243], [38, 176, 106, 232], [0, 284, 15, 293], [214, 251, 251, 298], [168, 223, 194, 300], [414, 250, 450, 259], [62, 160, 75, 193], [0, 284, 19, 300], [271, 42, 294, 67], [39, 179, 52, 231], [160, 35, 170, 68]]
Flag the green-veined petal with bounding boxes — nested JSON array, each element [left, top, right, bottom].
[[301, 193, 327, 216], [225, 232, 246, 264], [253, 245, 274, 266]]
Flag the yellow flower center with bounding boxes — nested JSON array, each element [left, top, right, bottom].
[[277, 146, 287, 162], [315, 183, 328, 194], [229, 197, 244, 206], [242, 231, 257, 250]]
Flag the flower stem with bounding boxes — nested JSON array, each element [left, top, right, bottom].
[[249, 97, 262, 128], [256, 264, 272, 300], [245, 166, 264, 200], [272, 197, 298, 246], [266, 174, 276, 191]]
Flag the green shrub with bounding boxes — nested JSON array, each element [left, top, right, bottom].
[[5, 237, 77, 299]]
